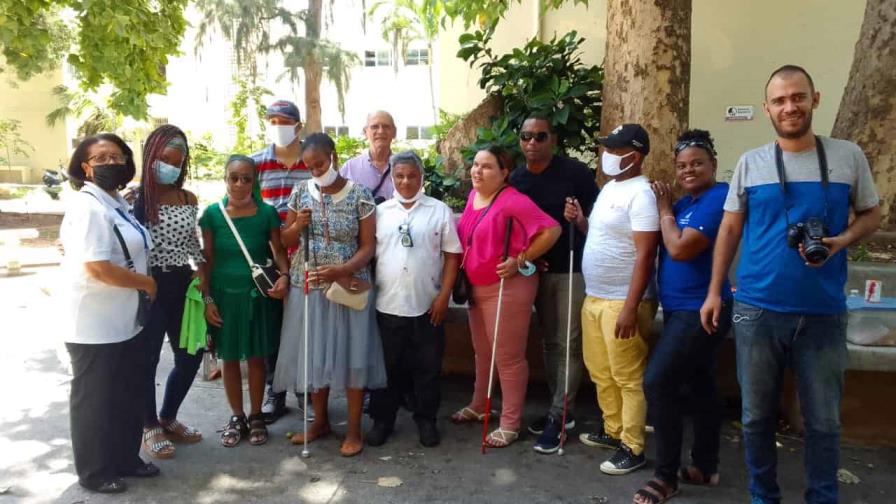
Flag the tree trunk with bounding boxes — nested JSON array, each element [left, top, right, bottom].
[[437, 94, 503, 176], [304, 0, 324, 133], [831, 0, 896, 229], [600, 0, 692, 185], [427, 42, 437, 125], [304, 56, 323, 133]]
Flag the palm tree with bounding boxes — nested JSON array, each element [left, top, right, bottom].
[[368, 0, 442, 123], [45, 85, 123, 138]]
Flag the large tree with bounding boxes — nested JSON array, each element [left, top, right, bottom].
[[600, 0, 691, 184], [831, 0, 896, 229], [0, 0, 188, 119]]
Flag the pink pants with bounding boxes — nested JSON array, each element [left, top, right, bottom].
[[467, 274, 538, 430]]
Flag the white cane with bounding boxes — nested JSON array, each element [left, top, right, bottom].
[[558, 219, 575, 455], [301, 227, 311, 459], [481, 218, 513, 453]]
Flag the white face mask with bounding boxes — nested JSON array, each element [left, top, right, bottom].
[[313, 161, 338, 187], [393, 186, 425, 204], [601, 151, 637, 177], [267, 124, 297, 148]]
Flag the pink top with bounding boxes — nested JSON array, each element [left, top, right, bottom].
[[458, 186, 559, 286]]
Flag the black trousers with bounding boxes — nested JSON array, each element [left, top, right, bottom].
[[66, 336, 144, 486], [370, 311, 445, 424]]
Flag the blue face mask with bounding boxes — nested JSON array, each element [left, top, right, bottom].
[[154, 160, 182, 185]]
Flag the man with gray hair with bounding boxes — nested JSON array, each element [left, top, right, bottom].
[[340, 110, 397, 204], [366, 151, 462, 448]]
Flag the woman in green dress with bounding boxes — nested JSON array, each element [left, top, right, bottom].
[[199, 155, 290, 447]]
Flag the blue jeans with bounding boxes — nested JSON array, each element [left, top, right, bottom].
[[733, 301, 847, 504], [139, 266, 204, 427], [644, 304, 731, 484]]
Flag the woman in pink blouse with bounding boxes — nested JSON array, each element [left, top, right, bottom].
[[450, 145, 561, 447]]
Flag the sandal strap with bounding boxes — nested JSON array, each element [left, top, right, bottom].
[[635, 479, 677, 504], [165, 419, 199, 437], [488, 428, 519, 444]]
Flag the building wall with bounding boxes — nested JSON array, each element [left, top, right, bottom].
[[438, 0, 865, 175], [159, 0, 438, 151], [0, 69, 69, 183]]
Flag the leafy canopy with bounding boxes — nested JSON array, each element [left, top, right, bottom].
[[441, 0, 588, 30], [0, 0, 188, 119]]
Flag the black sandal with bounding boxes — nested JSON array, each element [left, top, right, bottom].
[[248, 413, 268, 446], [220, 414, 248, 448], [633, 478, 679, 504]]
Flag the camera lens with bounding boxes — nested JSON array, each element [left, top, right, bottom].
[[803, 241, 830, 264]]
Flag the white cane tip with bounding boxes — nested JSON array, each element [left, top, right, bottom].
[[301, 450, 311, 458], [557, 448, 565, 456]]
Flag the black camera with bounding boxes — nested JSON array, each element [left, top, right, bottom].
[[786, 217, 830, 264]]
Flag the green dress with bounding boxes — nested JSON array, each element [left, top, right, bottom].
[[199, 200, 282, 361]]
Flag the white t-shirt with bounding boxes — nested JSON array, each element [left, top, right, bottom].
[[375, 195, 462, 317], [582, 175, 659, 300], [60, 183, 152, 344]]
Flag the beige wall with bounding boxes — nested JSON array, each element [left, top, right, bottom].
[[438, 0, 865, 176], [0, 68, 69, 183]]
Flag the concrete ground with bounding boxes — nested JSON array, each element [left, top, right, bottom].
[[2, 266, 895, 504]]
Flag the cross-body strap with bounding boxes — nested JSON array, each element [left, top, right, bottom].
[[82, 190, 142, 270], [371, 163, 392, 196], [217, 201, 256, 269]]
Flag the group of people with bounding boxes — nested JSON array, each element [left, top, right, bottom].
[[58, 64, 881, 504]]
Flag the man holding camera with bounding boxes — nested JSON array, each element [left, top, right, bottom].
[[701, 65, 881, 504]]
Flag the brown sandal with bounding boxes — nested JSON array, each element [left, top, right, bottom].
[[161, 419, 202, 444], [633, 478, 679, 504], [247, 414, 268, 446], [340, 437, 363, 457], [290, 424, 332, 445]]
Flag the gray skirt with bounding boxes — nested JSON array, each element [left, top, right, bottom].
[[273, 284, 387, 394]]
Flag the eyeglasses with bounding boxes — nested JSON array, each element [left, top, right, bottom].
[[226, 174, 254, 185], [398, 224, 413, 248], [519, 131, 550, 143], [88, 153, 128, 164]]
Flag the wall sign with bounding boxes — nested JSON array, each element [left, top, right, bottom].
[[725, 105, 754, 121]]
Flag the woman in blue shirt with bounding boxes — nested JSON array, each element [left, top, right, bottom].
[[634, 130, 732, 504]]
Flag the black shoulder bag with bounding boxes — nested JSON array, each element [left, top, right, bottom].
[[452, 185, 509, 305], [372, 163, 392, 205]]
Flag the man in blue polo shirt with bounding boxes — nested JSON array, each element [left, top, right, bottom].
[[701, 65, 881, 504]]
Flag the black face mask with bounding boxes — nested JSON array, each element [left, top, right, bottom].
[[89, 164, 132, 191]]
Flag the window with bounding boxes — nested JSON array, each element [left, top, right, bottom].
[[364, 49, 392, 67], [405, 48, 430, 66], [405, 126, 434, 140]]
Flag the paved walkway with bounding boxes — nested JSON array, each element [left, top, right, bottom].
[[1, 266, 894, 503]]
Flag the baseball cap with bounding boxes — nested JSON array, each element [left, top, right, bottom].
[[597, 124, 650, 155], [265, 100, 302, 122]]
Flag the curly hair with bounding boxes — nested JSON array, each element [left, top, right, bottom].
[[67, 133, 136, 190], [674, 129, 717, 160]]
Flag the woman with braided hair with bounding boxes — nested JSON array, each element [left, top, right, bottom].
[[133, 125, 206, 459]]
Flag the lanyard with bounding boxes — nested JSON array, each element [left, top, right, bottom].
[[115, 207, 149, 250]]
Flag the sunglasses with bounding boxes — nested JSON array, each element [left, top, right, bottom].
[[398, 223, 413, 248], [519, 131, 550, 143], [226, 174, 254, 184], [88, 153, 128, 164]]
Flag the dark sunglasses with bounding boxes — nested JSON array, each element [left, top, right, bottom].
[[398, 224, 413, 248], [226, 174, 254, 184], [519, 131, 550, 143]]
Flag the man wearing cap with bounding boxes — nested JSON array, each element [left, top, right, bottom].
[[568, 123, 659, 475], [509, 114, 599, 454], [340, 111, 397, 204], [252, 100, 309, 222], [251, 99, 309, 423]]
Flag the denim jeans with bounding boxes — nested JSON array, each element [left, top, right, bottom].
[[644, 304, 731, 485], [139, 266, 204, 427], [733, 301, 847, 504]]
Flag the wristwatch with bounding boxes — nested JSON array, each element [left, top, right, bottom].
[[203, 295, 215, 305]]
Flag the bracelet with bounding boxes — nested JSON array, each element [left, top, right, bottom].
[[203, 295, 215, 305]]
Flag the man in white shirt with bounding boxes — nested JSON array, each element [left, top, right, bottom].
[[366, 151, 462, 448], [569, 124, 660, 475]]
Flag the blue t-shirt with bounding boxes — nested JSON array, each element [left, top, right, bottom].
[[724, 137, 879, 315], [658, 183, 732, 312]]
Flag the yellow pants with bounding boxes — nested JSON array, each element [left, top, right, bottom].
[[581, 296, 657, 455]]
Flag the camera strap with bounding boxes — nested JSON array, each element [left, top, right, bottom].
[[774, 135, 829, 225]]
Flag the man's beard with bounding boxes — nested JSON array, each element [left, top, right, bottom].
[[771, 110, 813, 140]]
